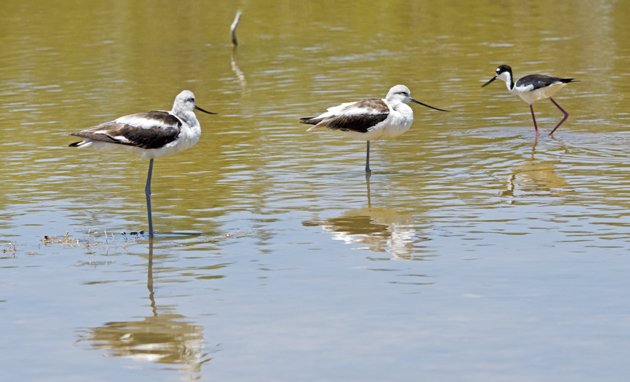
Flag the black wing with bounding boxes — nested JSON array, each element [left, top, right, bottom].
[[517, 74, 574, 91]]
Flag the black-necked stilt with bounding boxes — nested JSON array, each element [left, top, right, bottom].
[[69, 90, 215, 238], [482, 64, 575, 137], [300, 84, 448, 173]]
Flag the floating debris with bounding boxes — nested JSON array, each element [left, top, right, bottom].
[[2, 242, 16, 255], [42, 232, 80, 246], [122, 231, 146, 236], [39, 231, 148, 254]]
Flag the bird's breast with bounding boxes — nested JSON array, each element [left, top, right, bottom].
[[514, 82, 567, 104], [140, 122, 201, 159], [377, 107, 413, 139]]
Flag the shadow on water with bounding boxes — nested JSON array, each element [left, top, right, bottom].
[[78, 241, 213, 378], [303, 175, 430, 260]]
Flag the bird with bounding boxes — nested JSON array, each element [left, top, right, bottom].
[[69, 90, 215, 238], [482, 64, 576, 136], [300, 84, 448, 173]]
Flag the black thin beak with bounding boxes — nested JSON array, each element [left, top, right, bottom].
[[195, 105, 216, 114], [482, 76, 497, 88], [411, 98, 449, 112]]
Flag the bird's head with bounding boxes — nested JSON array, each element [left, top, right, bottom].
[[173, 90, 215, 115], [482, 64, 513, 87], [386, 84, 449, 112]]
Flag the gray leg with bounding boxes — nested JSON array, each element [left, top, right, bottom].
[[365, 172, 372, 207], [145, 159, 154, 238], [365, 141, 372, 173]]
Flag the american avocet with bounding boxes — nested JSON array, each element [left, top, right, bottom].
[[482, 64, 576, 136], [300, 84, 448, 173], [69, 90, 215, 238]]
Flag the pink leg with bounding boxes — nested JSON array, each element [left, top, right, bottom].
[[529, 104, 539, 138], [548, 97, 569, 136]]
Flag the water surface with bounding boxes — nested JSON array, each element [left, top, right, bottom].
[[1, 1, 629, 381]]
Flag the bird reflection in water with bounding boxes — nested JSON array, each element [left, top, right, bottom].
[[500, 140, 569, 198], [78, 242, 212, 378], [304, 176, 427, 260]]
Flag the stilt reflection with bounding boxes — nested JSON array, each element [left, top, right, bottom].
[[79, 241, 211, 378], [500, 141, 569, 198], [304, 176, 427, 260]]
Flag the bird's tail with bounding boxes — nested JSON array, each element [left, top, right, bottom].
[[299, 116, 318, 125], [68, 139, 91, 147], [300, 117, 325, 131]]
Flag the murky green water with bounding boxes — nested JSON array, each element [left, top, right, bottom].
[[1, 0, 629, 381]]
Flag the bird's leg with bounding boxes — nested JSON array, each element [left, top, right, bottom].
[[365, 140, 372, 173], [365, 172, 372, 207], [145, 159, 154, 238], [548, 97, 569, 136], [529, 104, 539, 138], [531, 139, 538, 159], [147, 240, 157, 315]]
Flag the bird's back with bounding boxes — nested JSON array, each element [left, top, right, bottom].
[[514, 74, 574, 104], [70, 111, 183, 150], [301, 98, 390, 134], [516, 74, 574, 91]]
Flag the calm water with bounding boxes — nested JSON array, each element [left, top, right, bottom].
[[1, 0, 630, 381]]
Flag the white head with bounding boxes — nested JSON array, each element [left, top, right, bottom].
[[385, 84, 448, 112], [385, 84, 414, 106], [172, 90, 215, 115]]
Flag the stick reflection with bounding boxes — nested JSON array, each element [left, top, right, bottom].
[[231, 47, 246, 89]]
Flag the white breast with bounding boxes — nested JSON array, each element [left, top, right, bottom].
[[376, 103, 414, 140]]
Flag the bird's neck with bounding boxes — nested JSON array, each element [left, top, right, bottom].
[[394, 102, 413, 118], [175, 110, 198, 128], [505, 73, 515, 92], [388, 99, 405, 111]]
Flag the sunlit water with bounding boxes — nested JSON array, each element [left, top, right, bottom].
[[1, 1, 629, 381]]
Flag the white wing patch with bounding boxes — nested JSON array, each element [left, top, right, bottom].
[[514, 83, 534, 92], [316, 102, 356, 118], [340, 106, 386, 116], [320, 101, 388, 118], [111, 135, 131, 144], [115, 111, 178, 129]]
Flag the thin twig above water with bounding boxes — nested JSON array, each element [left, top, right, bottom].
[[230, 10, 242, 46]]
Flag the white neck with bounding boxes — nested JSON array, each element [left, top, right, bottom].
[[175, 110, 199, 128], [501, 72, 515, 92]]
